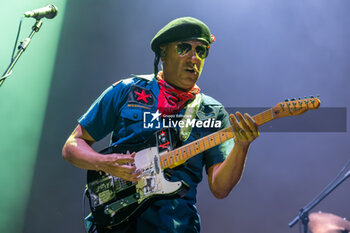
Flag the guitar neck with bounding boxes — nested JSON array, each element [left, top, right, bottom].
[[159, 108, 276, 169]]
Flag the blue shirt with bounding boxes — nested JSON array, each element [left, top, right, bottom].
[[79, 75, 234, 233]]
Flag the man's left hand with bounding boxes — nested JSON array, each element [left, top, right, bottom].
[[230, 112, 259, 147]]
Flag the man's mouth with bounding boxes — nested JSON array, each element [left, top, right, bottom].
[[185, 65, 199, 74], [186, 68, 196, 73]]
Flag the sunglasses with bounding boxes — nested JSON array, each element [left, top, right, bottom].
[[176, 42, 209, 59]]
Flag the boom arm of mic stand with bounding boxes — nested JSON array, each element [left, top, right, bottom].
[[288, 171, 350, 228], [0, 20, 43, 87]]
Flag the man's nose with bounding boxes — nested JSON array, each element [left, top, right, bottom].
[[189, 48, 200, 61]]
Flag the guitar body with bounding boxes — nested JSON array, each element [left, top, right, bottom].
[[86, 132, 190, 230]]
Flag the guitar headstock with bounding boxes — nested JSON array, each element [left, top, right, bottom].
[[272, 96, 321, 119]]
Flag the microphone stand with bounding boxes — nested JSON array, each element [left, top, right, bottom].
[[0, 19, 43, 87], [288, 170, 350, 232]]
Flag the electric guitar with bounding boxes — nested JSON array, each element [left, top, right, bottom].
[[86, 97, 321, 229]]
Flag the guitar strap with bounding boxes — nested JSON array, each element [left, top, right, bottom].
[[179, 93, 202, 141]]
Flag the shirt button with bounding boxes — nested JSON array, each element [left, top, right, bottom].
[[133, 114, 138, 119]]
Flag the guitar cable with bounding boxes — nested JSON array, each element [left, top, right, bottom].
[[82, 188, 97, 233], [11, 17, 24, 62], [0, 16, 23, 86]]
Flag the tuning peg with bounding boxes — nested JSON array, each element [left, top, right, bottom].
[[290, 98, 296, 101], [309, 95, 314, 98], [304, 100, 309, 104], [298, 97, 301, 100], [285, 98, 290, 102], [304, 96, 308, 99]]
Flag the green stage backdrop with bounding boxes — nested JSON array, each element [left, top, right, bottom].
[[0, 1, 66, 232]]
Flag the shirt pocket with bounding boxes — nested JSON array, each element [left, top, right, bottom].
[[118, 106, 156, 142], [120, 106, 143, 121], [117, 106, 145, 140]]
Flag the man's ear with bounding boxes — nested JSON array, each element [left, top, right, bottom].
[[159, 47, 166, 61]]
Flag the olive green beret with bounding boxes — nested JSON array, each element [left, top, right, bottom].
[[151, 17, 213, 54]]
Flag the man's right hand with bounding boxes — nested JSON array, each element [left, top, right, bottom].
[[62, 124, 142, 182], [97, 152, 142, 181]]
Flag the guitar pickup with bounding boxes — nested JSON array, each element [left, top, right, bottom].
[[154, 156, 160, 174]]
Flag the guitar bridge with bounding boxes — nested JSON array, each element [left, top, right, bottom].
[[104, 193, 140, 216]]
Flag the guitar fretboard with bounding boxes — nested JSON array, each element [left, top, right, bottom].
[[159, 108, 275, 169]]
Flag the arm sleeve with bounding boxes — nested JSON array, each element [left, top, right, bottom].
[[78, 82, 128, 141]]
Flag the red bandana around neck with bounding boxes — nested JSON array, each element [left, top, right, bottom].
[[156, 71, 200, 116]]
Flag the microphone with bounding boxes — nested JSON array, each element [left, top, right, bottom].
[[24, 4, 58, 20]]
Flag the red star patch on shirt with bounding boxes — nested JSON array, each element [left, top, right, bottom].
[[135, 89, 151, 103]]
